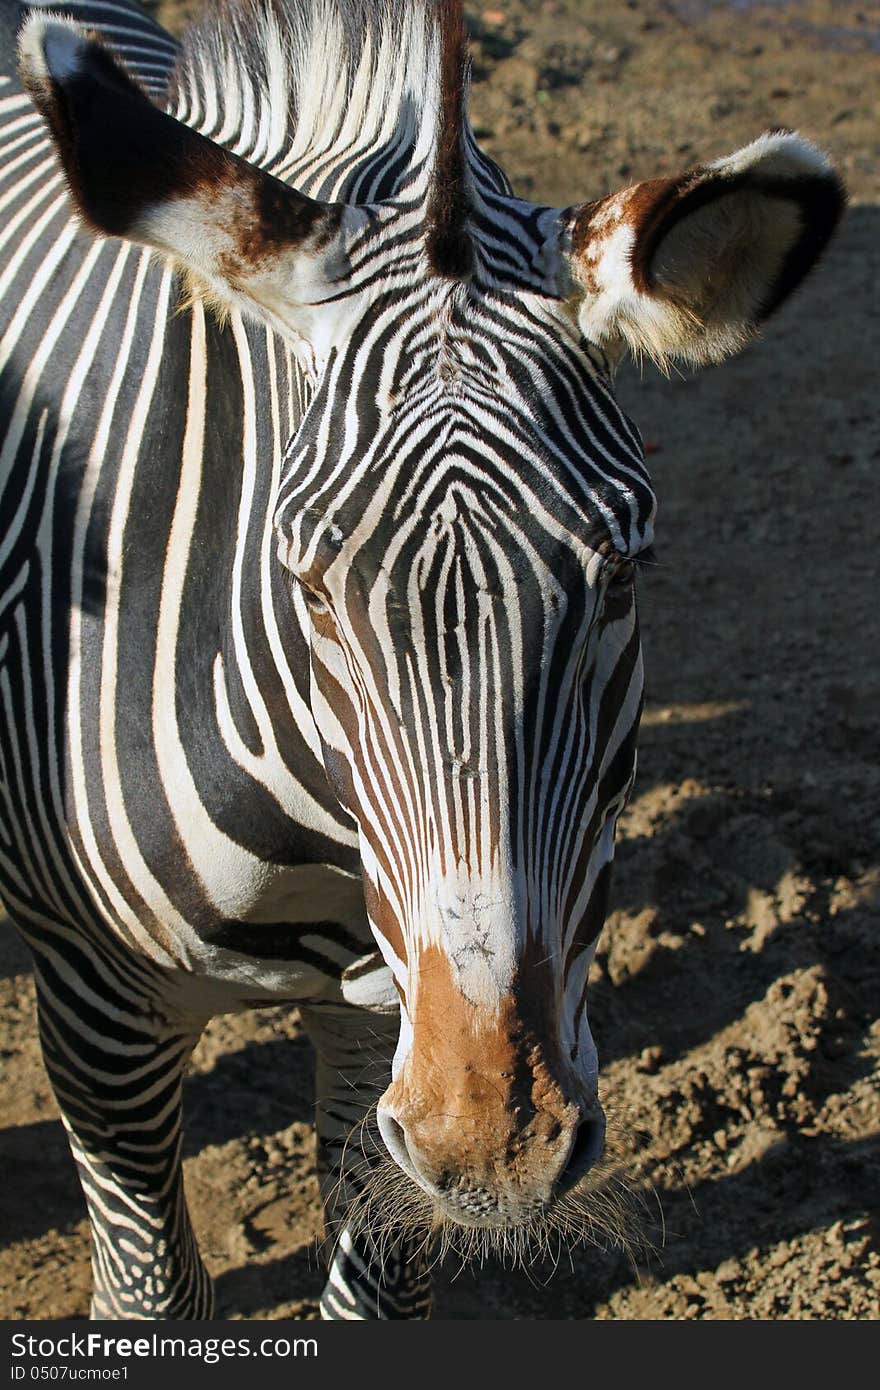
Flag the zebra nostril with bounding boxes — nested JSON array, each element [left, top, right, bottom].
[[557, 1110, 606, 1195], [377, 1108, 420, 1183]]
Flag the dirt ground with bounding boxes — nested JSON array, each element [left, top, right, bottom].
[[1, 0, 878, 1321]]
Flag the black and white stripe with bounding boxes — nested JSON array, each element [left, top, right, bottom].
[[3, 0, 839, 1321], [1, 0, 653, 1319]]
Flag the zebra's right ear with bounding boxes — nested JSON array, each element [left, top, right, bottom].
[[563, 131, 845, 369], [18, 15, 371, 350]]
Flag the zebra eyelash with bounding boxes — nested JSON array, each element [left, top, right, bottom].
[[603, 545, 658, 590], [291, 574, 330, 611], [633, 544, 658, 572]]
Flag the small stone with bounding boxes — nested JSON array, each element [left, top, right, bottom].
[[494, 55, 540, 96]]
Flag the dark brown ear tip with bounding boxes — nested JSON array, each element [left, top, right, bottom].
[[19, 16, 148, 110], [76, 33, 151, 102], [17, 17, 164, 242]]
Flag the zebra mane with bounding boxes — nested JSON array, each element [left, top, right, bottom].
[[167, 0, 475, 227]]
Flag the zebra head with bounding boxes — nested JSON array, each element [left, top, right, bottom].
[[20, 4, 844, 1239]]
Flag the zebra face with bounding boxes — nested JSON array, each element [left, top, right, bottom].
[[273, 282, 656, 1226], [20, 10, 844, 1240]]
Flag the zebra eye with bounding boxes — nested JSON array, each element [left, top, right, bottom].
[[603, 545, 656, 595], [607, 560, 636, 589], [293, 576, 328, 612], [603, 558, 636, 594]]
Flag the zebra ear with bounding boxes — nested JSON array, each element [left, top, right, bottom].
[[566, 132, 846, 368], [18, 15, 367, 348]]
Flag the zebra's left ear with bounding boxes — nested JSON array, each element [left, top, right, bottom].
[[18, 15, 371, 350], [564, 131, 846, 368]]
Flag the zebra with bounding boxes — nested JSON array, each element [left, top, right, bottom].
[[0, 0, 844, 1320]]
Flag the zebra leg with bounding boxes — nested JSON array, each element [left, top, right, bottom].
[[32, 955, 212, 1319], [298, 1002, 433, 1320]]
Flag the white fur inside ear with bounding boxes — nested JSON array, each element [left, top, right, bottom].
[[573, 215, 701, 368], [649, 188, 803, 343], [573, 129, 841, 368]]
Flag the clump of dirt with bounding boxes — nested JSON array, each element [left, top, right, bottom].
[[1, 0, 878, 1320]]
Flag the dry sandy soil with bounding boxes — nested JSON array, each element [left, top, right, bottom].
[[1, 0, 878, 1321]]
